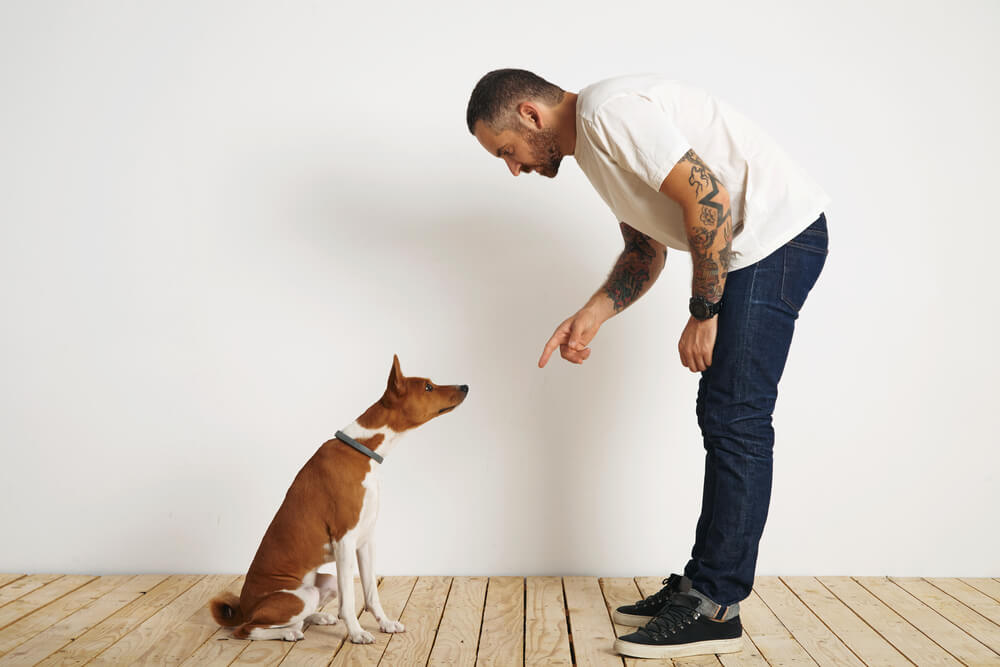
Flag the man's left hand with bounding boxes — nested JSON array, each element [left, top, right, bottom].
[[678, 316, 718, 372]]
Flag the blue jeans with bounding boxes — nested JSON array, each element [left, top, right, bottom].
[[683, 213, 829, 607]]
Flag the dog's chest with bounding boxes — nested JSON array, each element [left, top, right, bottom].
[[352, 469, 381, 541]]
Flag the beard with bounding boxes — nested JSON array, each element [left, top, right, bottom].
[[521, 127, 563, 178]]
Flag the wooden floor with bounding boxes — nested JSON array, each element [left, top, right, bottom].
[[0, 574, 998, 665]]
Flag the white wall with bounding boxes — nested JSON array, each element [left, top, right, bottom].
[[2, 0, 997, 578]]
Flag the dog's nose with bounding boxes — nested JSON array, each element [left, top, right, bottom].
[[459, 385, 469, 393]]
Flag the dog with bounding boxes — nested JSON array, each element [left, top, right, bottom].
[[209, 355, 468, 642]]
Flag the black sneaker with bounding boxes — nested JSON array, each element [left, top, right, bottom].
[[614, 593, 743, 659], [612, 574, 683, 626]]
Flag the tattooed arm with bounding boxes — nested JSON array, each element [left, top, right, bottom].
[[538, 223, 666, 368], [659, 148, 733, 372], [599, 222, 667, 314], [659, 148, 732, 303]]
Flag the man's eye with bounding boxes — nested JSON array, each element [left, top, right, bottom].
[[425, 383, 433, 392]]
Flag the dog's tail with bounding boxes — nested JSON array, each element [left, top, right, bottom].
[[209, 592, 244, 627]]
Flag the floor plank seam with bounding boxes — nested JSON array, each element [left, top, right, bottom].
[[561, 577, 577, 667]]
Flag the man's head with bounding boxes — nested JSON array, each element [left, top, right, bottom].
[[467, 69, 569, 178]]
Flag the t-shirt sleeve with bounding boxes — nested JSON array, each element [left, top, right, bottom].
[[587, 94, 692, 193]]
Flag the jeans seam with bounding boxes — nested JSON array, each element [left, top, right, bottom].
[[785, 241, 828, 254]]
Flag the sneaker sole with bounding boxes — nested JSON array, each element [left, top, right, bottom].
[[614, 636, 743, 659], [611, 610, 654, 627]]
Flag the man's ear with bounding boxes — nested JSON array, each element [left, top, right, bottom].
[[387, 354, 405, 396], [517, 102, 542, 129]]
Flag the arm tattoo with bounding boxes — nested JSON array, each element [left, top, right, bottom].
[[603, 223, 658, 312], [681, 149, 732, 302]]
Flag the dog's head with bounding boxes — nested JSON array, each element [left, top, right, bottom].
[[379, 355, 468, 430]]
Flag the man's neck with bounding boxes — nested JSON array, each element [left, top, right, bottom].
[[553, 92, 579, 157]]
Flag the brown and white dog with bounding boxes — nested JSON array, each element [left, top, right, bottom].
[[209, 355, 468, 642]]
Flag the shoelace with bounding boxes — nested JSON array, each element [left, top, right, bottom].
[[633, 574, 681, 610], [640, 600, 699, 639]]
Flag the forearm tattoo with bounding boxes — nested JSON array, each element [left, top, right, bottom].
[[603, 222, 662, 312], [681, 149, 732, 302]]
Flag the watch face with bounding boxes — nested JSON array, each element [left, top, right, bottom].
[[690, 299, 709, 319]]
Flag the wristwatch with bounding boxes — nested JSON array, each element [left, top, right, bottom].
[[689, 296, 721, 321]]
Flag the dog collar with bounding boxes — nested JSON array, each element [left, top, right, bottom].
[[334, 430, 384, 464]]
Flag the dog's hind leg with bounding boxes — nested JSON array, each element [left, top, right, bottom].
[[315, 572, 338, 606], [234, 589, 316, 641], [304, 572, 339, 626]]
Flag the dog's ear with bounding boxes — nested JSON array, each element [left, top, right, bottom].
[[387, 354, 405, 396]]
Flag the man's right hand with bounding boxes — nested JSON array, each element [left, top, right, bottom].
[[538, 307, 604, 368]]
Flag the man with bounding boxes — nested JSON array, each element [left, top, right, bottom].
[[467, 70, 829, 660]]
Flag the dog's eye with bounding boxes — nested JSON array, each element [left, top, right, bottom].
[[425, 383, 433, 392]]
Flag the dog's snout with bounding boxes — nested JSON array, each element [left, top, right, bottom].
[[459, 385, 469, 394]]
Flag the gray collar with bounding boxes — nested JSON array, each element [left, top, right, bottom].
[[335, 430, 384, 464]]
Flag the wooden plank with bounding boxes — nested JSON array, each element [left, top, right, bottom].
[[0, 578, 25, 592], [856, 576, 1000, 667], [131, 575, 244, 665], [564, 576, 621, 667], [35, 574, 201, 666], [279, 576, 367, 666], [0, 576, 95, 631], [716, 638, 769, 667], [891, 577, 1000, 655], [818, 577, 960, 666], [524, 576, 572, 666], [600, 577, 672, 667], [380, 576, 451, 665], [753, 576, 864, 666], [428, 575, 487, 666], [963, 578, 1000, 604], [230, 632, 293, 665], [177, 634, 247, 667], [0, 575, 62, 607], [782, 576, 907, 666], [0, 574, 167, 665], [738, 589, 816, 665], [476, 576, 524, 666], [92, 574, 235, 665], [929, 578, 1000, 626], [329, 575, 417, 666], [0, 576, 128, 657]]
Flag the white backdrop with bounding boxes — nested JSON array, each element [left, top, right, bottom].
[[2, 0, 998, 578]]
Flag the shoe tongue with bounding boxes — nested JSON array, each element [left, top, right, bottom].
[[676, 576, 693, 594]]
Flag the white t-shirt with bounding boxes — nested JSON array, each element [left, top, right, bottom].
[[574, 75, 831, 271]]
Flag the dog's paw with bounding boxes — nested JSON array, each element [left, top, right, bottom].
[[282, 629, 305, 642], [378, 618, 405, 633], [305, 612, 337, 625], [349, 629, 375, 644]]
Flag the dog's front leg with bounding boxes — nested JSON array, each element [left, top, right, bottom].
[[335, 539, 374, 644], [357, 539, 404, 633]]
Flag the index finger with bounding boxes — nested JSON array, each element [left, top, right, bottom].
[[538, 330, 568, 368]]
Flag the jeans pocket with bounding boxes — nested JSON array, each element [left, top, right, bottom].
[[780, 242, 827, 313]]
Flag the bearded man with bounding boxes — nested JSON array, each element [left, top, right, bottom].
[[467, 69, 829, 659]]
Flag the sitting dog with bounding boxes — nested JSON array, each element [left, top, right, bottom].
[[209, 355, 468, 642]]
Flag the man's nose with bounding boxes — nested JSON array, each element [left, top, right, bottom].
[[504, 157, 521, 176]]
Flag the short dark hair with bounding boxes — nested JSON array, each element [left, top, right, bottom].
[[466, 69, 565, 135]]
